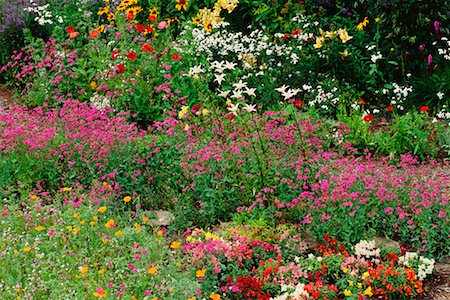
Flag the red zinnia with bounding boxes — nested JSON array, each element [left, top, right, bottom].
[[116, 64, 125, 74], [126, 51, 137, 60], [127, 12, 134, 21], [66, 26, 75, 33], [66, 26, 79, 38], [136, 24, 145, 33], [363, 114, 374, 122], [294, 99, 303, 109], [148, 15, 157, 22], [141, 44, 155, 53], [420, 105, 429, 112], [171, 53, 181, 61], [111, 50, 121, 59], [386, 105, 394, 112], [192, 104, 201, 113], [358, 99, 366, 105]]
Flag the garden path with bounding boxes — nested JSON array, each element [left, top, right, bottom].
[[0, 86, 448, 299]]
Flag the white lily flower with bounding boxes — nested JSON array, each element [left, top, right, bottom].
[[244, 88, 256, 97], [232, 80, 247, 90], [242, 104, 256, 112], [218, 90, 230, 98], [227, 103, 240, 115], [214, 73, 226, 85]]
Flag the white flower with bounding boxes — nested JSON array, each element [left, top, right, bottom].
[[242, 104, 256, 112], [244, 88, 256, 97], [224, 61, 237, 70], [214, 73, 226, 85], [275, 84, 289, 94], [217, 90, 230, 98], [231, 89, 243, 99], [437, 92, 444, 100], [227, 103, 240, 115], [232, 80, 247, 90], [281, 88, 300, 100]]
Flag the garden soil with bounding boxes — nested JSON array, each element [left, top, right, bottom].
[[0, 86, 448, 299]]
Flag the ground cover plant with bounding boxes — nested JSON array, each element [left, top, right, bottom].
[[1, 0, 450, 299]]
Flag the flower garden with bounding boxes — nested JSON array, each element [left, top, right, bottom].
[[0, 0, 449, 299]]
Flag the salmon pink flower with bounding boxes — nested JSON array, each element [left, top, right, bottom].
[[90, 29, 100, 38]]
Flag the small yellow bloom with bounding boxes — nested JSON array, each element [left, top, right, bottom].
[[102, 238, 109, 244], [363, 287, 373, 297], [357, 283, 362, 288], [157, 230, 163, 236], [202, 108, 209, 116], [313, 36, 325, 49], [24, 246, 31, 252], [73, 213, 79, 219], [63, 187, 73, 191], [196, 269, 206, 277], [14, 249, 18, 254], [348, 280, 354, 287], [170, 241, 181, 249], [93, 215, 99, 221], [90, 221, 96, 226], [169, 287, 174, 293], [338, 28, 353, 43], [35, 225, 44, 231], [188, 298, 196, 300], [30, 195, 37, 200], [98, 269, 105, 275], [184, 124, 190, 131], [343, 289, 352, 296], [175, 0, 188, 11], [147, 267, 157, 275], [375, 17, 381, 23], [123, 196, 131, 203], [362, 271, 370, 279], [115, 230, 122, 236], [342, 267, 348, 273], [98, 206, 107, 213], [80, 220, 85, 225], [142, 216, 149, 223]]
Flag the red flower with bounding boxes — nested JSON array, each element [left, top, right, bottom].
[[386, 105, 394, 112], [126, 51, 137, 60], [89, 29, 100, 38], [358, 99, 366, 105], [66, 26, 79, 38], [141, 44, 155, 53], [294, 99, 303, 109], [363, 114, 373, 122], [145, 25, 155, 33], [127, 12, 134, 21], [420, 105, 429, 112], [136, 24, 145, 33], [116, 64, 125, 74], [171, 53, 181, 61], [192, 104, 201, 113], [148, 14, 157, 22], [111, 50, 121, 59], [226, 113, 235, 122]]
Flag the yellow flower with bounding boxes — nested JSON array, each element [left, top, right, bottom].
[[363, 287, 373, 297], [97, 6, 110, 15], [93, 215, 99, 221], [375, 17, 381, 23], [343, 289, 352, 296], [102, 238, 109, 244], [178, 106, 189, 119], [313, 36, 325, 49], [80, 220, 85, 225], [157, 230, 163, 236], [35, 225, 44, 231], [98, 206, 107, 213], [24, 246, 31, 252], [357, 283, 362, 288], [30, 195, 37, 200], [342, 267, 348, 273], [175, 0, 188, 11], [63, 187, 73, 191], [93, 287, 106, 298], [115, 230, 122, 236], [340, 49, 349, 58], [196, 269, 206, 277], [338, 28, 353, 43], [73, 213, 79, 219], [134, 223, 141, 233], [202, 108, 209, 116], [123, 196, 131, 203], [105, 219, 115, 228], [90, 221, 96, 226], [325, 30, 337, 39], [357, 17, 369, 31], [210, 294, 220, 300], [142, 216, 149, 224], [147, 267, 157, 275], [98, 269, 105, 275], [362, 271, 370, 279], [170, 241, 181, 249], [80, 266, 89, 276], [188, 298, 196, 300], [348, 280, 354, 287]]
